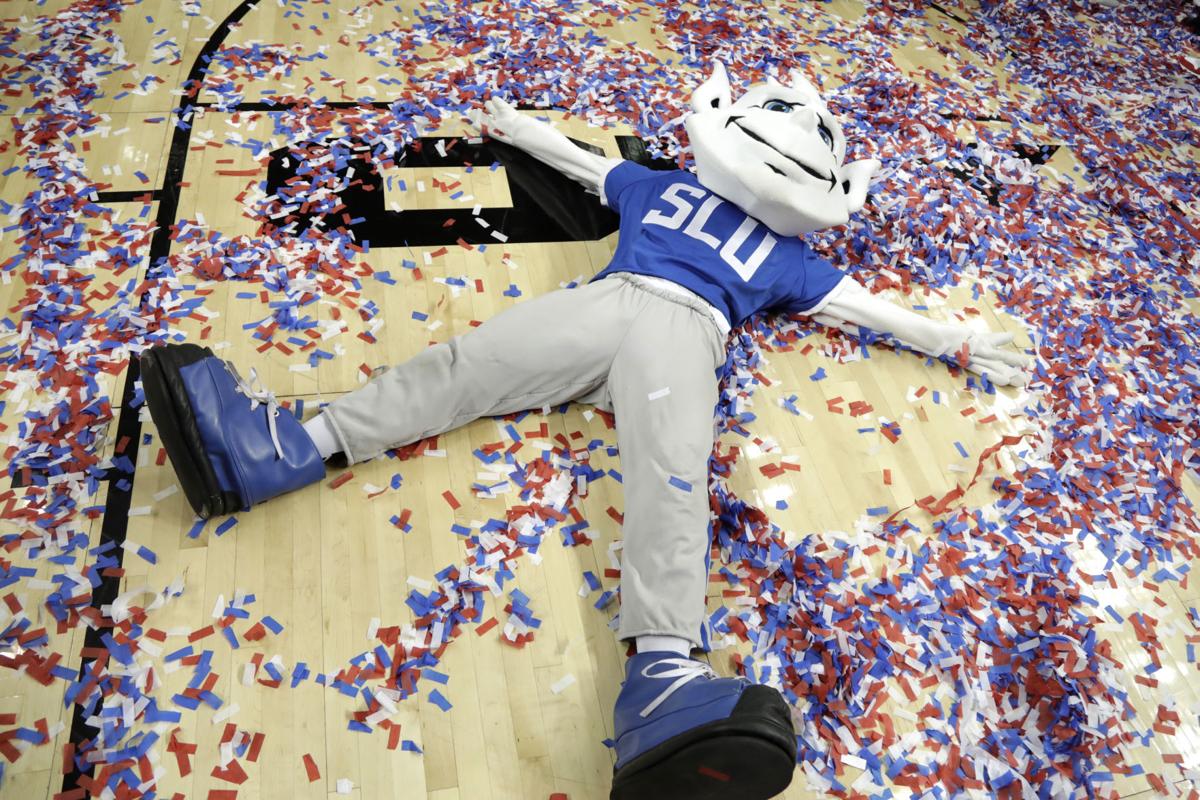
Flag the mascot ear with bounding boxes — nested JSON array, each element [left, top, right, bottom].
[[788, 68, 823, 105], [691, 62, 732, 113], [839, 158, 881, 214]]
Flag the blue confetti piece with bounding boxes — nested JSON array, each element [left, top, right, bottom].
[[583, 571, 602, 592], [165, 645, 192, 662], [428, 688, 452, 712], [423, 668, 449, 684], [668, 475, 692, 492]]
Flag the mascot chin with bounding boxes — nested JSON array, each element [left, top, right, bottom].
[[139, 61, 1030, 800]]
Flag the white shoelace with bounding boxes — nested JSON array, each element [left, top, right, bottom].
[[638, 658, 718, 718], [226, 363, 284, 460]]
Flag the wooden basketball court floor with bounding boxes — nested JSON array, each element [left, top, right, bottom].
[[1, 0, 1198, 798]]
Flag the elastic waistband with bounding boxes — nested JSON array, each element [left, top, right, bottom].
[[607, 273, 732, 337]]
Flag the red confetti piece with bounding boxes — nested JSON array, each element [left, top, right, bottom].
[[247, 732, 265, 763], [188, 625, 214, 642], [302, 753, 321, 782], [211, 759, 249, 785], [328, 471, 354, 490]]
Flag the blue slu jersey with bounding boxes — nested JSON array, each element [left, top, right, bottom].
[[594, 161, 844, 327]]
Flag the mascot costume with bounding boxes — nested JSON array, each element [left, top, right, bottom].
[[139, 63, 1028, 799]]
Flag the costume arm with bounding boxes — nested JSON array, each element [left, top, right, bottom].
[[471, 97, 621, 197], [808, 276, 1031, 386]]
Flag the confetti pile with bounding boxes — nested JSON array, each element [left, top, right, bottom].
[[0, 0, 1198, 797]]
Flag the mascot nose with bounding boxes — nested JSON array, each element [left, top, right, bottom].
[[791, 106, 818, 133]]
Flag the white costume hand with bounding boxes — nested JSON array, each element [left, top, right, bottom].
[[470, 97, 527, 144], [467, 96, 619, 196], [956, 329, 1031, 387]]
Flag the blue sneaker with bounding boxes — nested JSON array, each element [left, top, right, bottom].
[[139, 343, 326, 519], [610, 652, 796, 799]]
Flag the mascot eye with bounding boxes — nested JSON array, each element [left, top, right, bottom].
[[818, 122, 834, 150], [762, 99, 793, 113]]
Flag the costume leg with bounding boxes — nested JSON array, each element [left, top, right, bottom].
[[140, 279, 632, 517], [606, 290, 725, 650], [322, 277, 630, 464], [604, 285, 796, 800]]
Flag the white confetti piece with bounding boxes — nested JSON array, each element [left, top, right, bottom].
[[127, 506, 152, 516], [367, 617, 380, 639], [212, 703, 239, 724], [152, 484, 178, 502], [336, 778, 353, 795], [647, 387, 671, 401], [842, 754, 867, 770], [550, 674, 576, 694]]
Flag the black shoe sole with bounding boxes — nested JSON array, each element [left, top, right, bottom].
[[139, 343, 242, 520], [610, 684, 798, 800]]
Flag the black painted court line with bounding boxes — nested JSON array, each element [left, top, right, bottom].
[[61, 0, 263, 792], [929, 2, 969, 25], [197, 99, 400, 111], [94, 189, 163, 203]]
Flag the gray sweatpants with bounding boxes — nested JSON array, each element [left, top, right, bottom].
[[322, 273, 726, 648]]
